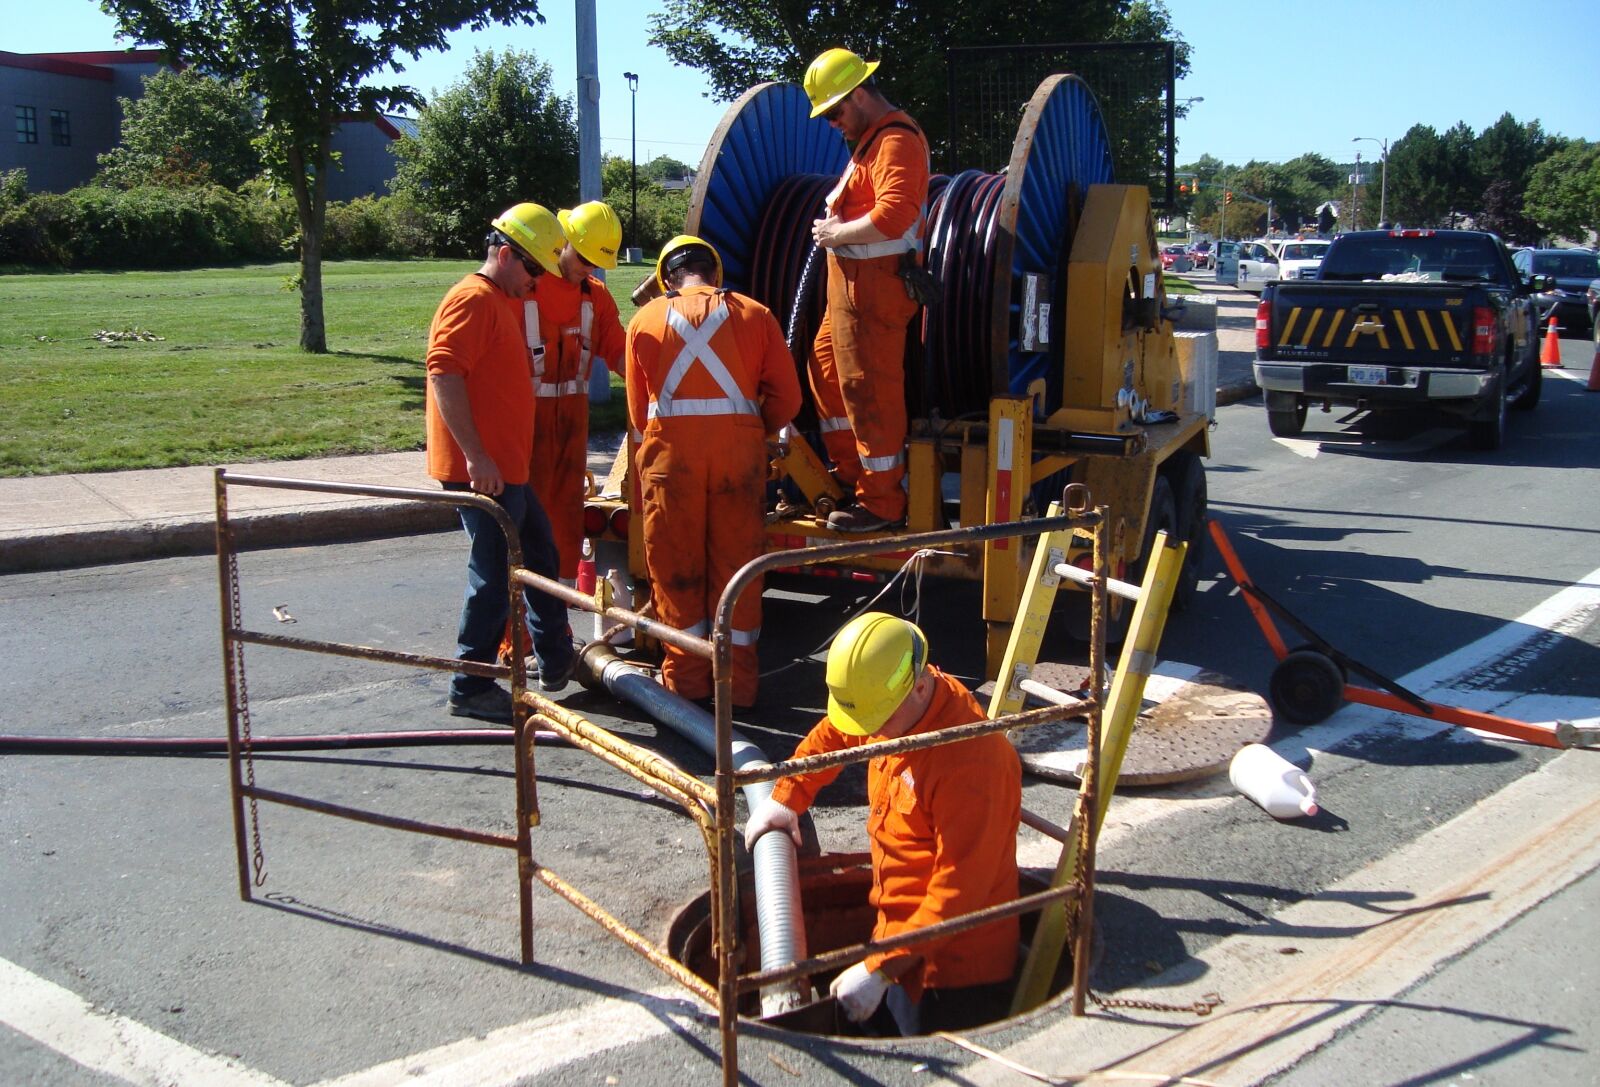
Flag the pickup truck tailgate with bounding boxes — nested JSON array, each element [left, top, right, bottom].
[[1264, 283, 1478, 366]]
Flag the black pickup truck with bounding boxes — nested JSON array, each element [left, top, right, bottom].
[[1252, 229, 1544, 449]]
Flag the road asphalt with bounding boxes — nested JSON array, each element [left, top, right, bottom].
[[0, 274, 1262, 575]]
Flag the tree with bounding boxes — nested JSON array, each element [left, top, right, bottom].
[[1386, 124, 1455, 227], [1471, 112, 1551, 200], [1477, 179, 1539, 245], [647, 0, 1188, 169], [642, 155, 692, 182], [390, 49, 578, 256], [1524, 139, 1600, 241], [101, 0, 546, 353], [96, 68, 262, 189], [601, 153, 687, 254]]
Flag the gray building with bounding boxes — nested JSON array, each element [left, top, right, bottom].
[[2, 49, 411, 199], [1, 49, 167, 193], [325, 113, 417, 202]]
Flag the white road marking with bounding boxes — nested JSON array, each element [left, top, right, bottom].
[[1550, 366, 1589, 382], [1271, 436, 1320, 459], [313, 987, 699, 1087], [0, 957, 288, 1086]]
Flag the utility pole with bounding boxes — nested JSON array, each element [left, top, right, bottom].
[[1354, 136, 1389, 226], [1351, 152, 1362, 232]]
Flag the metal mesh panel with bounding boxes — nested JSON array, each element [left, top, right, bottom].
[[946, 42, 1176, 206]]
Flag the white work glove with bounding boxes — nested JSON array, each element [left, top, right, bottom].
[[830, 961, 892, 1023], [743, 798, 801, 851]]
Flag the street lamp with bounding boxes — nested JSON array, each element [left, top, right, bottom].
[[1353, 135, 1388, 226], [1176, 95, 1204, 110], [623, 71, 639, 258]]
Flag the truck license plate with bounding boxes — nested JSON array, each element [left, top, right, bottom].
[[1349, 365, 1387, 385]]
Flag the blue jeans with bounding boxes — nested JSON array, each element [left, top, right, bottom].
[[443, 482, 573, 700]]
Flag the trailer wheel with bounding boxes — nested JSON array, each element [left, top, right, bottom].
[[1269, 649, 1346, 725], [1165, 453, 1207, 612], [1063, 475, 1178, 647]]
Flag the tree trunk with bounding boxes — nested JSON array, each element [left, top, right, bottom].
[[289, 144, 329, 353]]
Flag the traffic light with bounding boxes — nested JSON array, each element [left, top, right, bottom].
[[1225, 191, 1234, 205]]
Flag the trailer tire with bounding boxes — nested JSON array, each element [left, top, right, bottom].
[[1062, 475, 1178, 647], [1165, 453, 1207, 612]]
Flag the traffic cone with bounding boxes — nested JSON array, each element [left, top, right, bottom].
[[1540, 314, 1562, 367], [1587, 334, 1600, 392]]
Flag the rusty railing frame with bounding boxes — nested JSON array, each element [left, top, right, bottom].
[[216, 471, 1108, 1087]]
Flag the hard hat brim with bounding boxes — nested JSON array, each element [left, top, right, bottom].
[[808, 59, 880, 118], [826, 691, 883, 737]]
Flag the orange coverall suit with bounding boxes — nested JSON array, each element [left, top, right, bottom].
[[810, 110, 930, 524], [525, 274, 625, 580], [625, 286, 802, 706], [770, 667, 1022, 1002]]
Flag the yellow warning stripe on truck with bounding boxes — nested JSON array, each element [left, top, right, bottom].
[[1277, 305, 1466, 354]]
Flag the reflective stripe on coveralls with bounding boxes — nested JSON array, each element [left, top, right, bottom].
[[629, 287, 799, 706], [521, 276, 623, 582]]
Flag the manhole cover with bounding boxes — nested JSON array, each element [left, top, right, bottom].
[[991, 661, 1271, 786]]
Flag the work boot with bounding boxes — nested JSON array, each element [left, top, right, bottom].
[[537, 649, 577, 694], [447, 685, 514, 725], [827, 506, 894, 533]]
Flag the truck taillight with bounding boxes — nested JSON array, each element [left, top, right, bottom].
[[1471, 306, 1495, 355], [1255, 299, 1272, 350]]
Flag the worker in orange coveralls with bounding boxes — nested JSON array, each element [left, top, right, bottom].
[[803, 47, 931, 533], [744, 612, 1021, 1034], [526, 200, 626, 583], [624, 235, 802, 707]]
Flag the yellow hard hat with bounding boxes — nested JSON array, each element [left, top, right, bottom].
[[558, 201, 621, 270], [825, 612, 927, 736], [803, 47, 879, 118], [655, 234, 724, 290], [490, 202, 564, 275]]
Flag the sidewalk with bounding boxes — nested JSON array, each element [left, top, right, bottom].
[[0, 276, 1259, 575]]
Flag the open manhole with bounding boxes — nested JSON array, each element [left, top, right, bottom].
[[664, 852, 1082, 1037]]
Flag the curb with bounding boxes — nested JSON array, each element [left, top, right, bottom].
[[1, 503, 458, 576]]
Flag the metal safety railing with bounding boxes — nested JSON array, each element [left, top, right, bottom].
[[214, 469, 1114, 1087]]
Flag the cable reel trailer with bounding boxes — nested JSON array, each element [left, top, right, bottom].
[[589, 75, 1212, 673]]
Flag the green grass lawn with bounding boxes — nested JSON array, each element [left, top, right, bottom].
[[0, 259, 655, 477]]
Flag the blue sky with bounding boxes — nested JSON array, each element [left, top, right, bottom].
[[7, 0, 1598, 172]]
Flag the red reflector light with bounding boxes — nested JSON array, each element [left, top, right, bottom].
[[1255, 299, 1272, 350], [1471, 306, 1495, 355], [582, 504, 608, 536], [608, 507, 630, 538]]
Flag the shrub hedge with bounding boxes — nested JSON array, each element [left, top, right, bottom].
[[0, 173, 440, 269]]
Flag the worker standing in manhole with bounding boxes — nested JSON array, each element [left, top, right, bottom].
[[745, 613, 1022, 1034], [803, 47, 931, 533]]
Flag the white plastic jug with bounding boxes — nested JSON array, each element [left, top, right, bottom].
[[1229, 743, 1319, 819]]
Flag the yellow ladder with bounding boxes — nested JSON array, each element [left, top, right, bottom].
[[990, 505, 1186, 1014]]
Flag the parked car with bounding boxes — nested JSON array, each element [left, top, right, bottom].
[[1160, 244, 1193, 272], [1187, 239, 1214, 269], [1512, 248, 1600, 333], [1588, 277, 1599, 330]]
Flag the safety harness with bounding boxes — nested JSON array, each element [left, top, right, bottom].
[[523, 280, 596, 398]]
